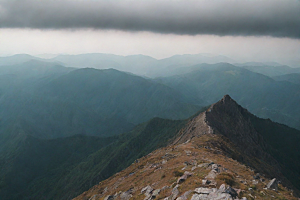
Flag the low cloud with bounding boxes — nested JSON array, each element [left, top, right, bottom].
[[0, 0, 299, 38]]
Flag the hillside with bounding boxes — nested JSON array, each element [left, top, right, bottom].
[[0, 65, 200, 139], [273, 73, 300, 85], [236, 63, 300, 77], [75, 95, 300, 200], [38, 68, 199, 126], [156, 63, 300, 130], [0, 117, 190, 200]]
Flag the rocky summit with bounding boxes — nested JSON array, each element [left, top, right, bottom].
[[74, 95, 298, 200]]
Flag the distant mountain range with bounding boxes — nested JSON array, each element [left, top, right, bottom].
[[0, 54, 299, 199], [2, 53, 299, 77]]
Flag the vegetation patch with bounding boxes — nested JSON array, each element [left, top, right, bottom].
[[216, 172, 235, 186]]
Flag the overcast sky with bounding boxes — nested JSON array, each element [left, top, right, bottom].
[[0, 0, 299, 66]]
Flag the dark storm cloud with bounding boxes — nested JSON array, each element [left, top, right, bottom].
[[0, 0, 299, 38]]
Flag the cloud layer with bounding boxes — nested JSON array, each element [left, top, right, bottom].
[[0, 0, 299, 38]]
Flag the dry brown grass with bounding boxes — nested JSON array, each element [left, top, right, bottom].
[[74, 134, 297, 200]]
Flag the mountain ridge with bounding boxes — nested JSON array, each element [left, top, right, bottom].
[[74, 95, 300, 200]]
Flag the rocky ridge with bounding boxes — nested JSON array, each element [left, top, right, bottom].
[[74, 95, 298, 200]]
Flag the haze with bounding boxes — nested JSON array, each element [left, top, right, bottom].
[[0, 0, 300, 67]]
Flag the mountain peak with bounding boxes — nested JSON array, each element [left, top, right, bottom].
[[221, 94, 233, 102], [74, 96, 299, 200]]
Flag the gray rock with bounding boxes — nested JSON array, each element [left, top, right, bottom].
[[208, 192, 232, 200], [225, 186, 237, 198], [194, 187, 215, 194], [198, 163, 210, 168], [89, 194, 101, 200], [201, 179, 211, 185], [141, 185, 154, 194], [104, 195, 115, 200], [152, 189, 160, 197], [211, 164, 219, 172], [120, 188, 133, 200], [205, 170, 218, 179], [170, 185, 179, 200], [192, 192, 232, 200], [177, 174, 188, 184], [178, 190, 192, 200], [218, 184, 226, 193], [177, 171, 193, 184], [191, 193, 209, 200], [267, 178, 278, 191]]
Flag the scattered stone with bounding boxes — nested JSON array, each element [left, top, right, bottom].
[[170, 185, 179, 200], [89, 194, 101, 200], [177, 171, 193, 184], [141, 185, 154, 195], [162, 160, 167, 164], [185, 150, 192, 156], [161, 186, 170, 191], [201, 179, 211, 185], [198, 163, 210, 168], [252, 180, 258, 185], [191, 193, 209, 200], [241, 197, 247, 200], [267, 178, 278, 191], [104, 195, 115, 200], [218, 184, 226, 193], [253, 173, 260, 179], [120, 188, 133, 200], [194, 187, 215, 194], [177, 190, 192, 200], [152, 189, 161, 197], [192, 166, 197, 171], [225, 186, 238, 198], [211, 164, 220, 173]]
